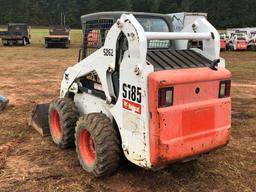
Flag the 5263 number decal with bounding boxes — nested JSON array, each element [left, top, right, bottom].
[[103, 48, 114, 56], [123, 83, 142, 103]]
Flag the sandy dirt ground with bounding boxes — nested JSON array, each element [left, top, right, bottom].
[[0, 41, 255, 192]]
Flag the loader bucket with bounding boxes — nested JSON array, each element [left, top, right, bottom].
[[29, 103, 50, 137]]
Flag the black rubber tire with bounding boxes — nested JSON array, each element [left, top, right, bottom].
[[48, 98, 79, 148], [75, 113, 120, 177], [2, 40, 9, 46], [64, 41, 70, 48]]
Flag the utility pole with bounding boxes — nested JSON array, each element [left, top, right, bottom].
[[61, 12, 63, 25]]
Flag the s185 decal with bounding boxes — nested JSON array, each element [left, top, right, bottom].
[[123, 83, 142, 103]]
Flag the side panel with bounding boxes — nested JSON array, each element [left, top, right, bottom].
[[111, 57, 153, 167], [184, 15, 207, 27], [109, 15, 154, 168], [74, 93, 112, 119], [169, 13, 185, 32]]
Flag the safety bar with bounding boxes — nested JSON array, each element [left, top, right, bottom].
[[145, 32, 213, 40]]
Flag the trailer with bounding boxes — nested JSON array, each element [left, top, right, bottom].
[[0, 23, 31, 46], [44, 25, 70, 48], [220, 33, 229, 51]]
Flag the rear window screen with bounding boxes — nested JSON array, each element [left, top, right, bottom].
[[137, 18, 169, 32], [137, 17, 170, 49]]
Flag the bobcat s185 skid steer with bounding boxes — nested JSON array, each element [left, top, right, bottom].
[[30, 12, 231, 177]]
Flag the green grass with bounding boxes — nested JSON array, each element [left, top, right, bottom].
[[222, 51, 256, 84]]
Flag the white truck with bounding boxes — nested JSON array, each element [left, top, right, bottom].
[[247, 28, 256, 51]]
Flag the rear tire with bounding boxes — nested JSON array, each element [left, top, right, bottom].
[[48, 98, 79, 148], [75, 113, 120, 177], [2, 41, 8, 46]]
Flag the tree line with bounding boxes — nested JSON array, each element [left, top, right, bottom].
[[0, 0, 255, 29]]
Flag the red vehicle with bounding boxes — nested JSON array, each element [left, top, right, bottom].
[[236, 39, 247, 50], [220, 39, 227, 51], [229, 34, 247, 51], [220, 34, 229, 51]]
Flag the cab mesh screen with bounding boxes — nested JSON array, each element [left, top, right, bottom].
[[82, 19, 113, 59]]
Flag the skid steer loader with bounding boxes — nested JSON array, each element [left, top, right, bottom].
[[30, 12, 231, 177]]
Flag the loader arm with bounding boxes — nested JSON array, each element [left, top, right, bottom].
[[60, 14, 148, 104], [60, 23, 120, 103]]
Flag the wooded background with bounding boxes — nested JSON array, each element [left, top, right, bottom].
[[0, 0, 255, 29]]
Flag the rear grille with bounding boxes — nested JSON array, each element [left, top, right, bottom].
[[147, 49, 212, 71]]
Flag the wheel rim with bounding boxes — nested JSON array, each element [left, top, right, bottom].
[[79, 129, 96, 166], [50, 109, 62, 140]]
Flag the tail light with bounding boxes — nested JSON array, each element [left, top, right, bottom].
[[158, 87, 173, 108], [219, 80, 231, 98]]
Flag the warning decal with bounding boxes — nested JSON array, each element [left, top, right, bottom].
[[123, 99, 141, 114]]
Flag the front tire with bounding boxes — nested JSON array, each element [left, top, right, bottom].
[[65, 42, 70, 48], [48, 98, 79, 148], [75, 113, 120, 177], [45, 42, 49, 48], [23, 37, 27, 46]]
